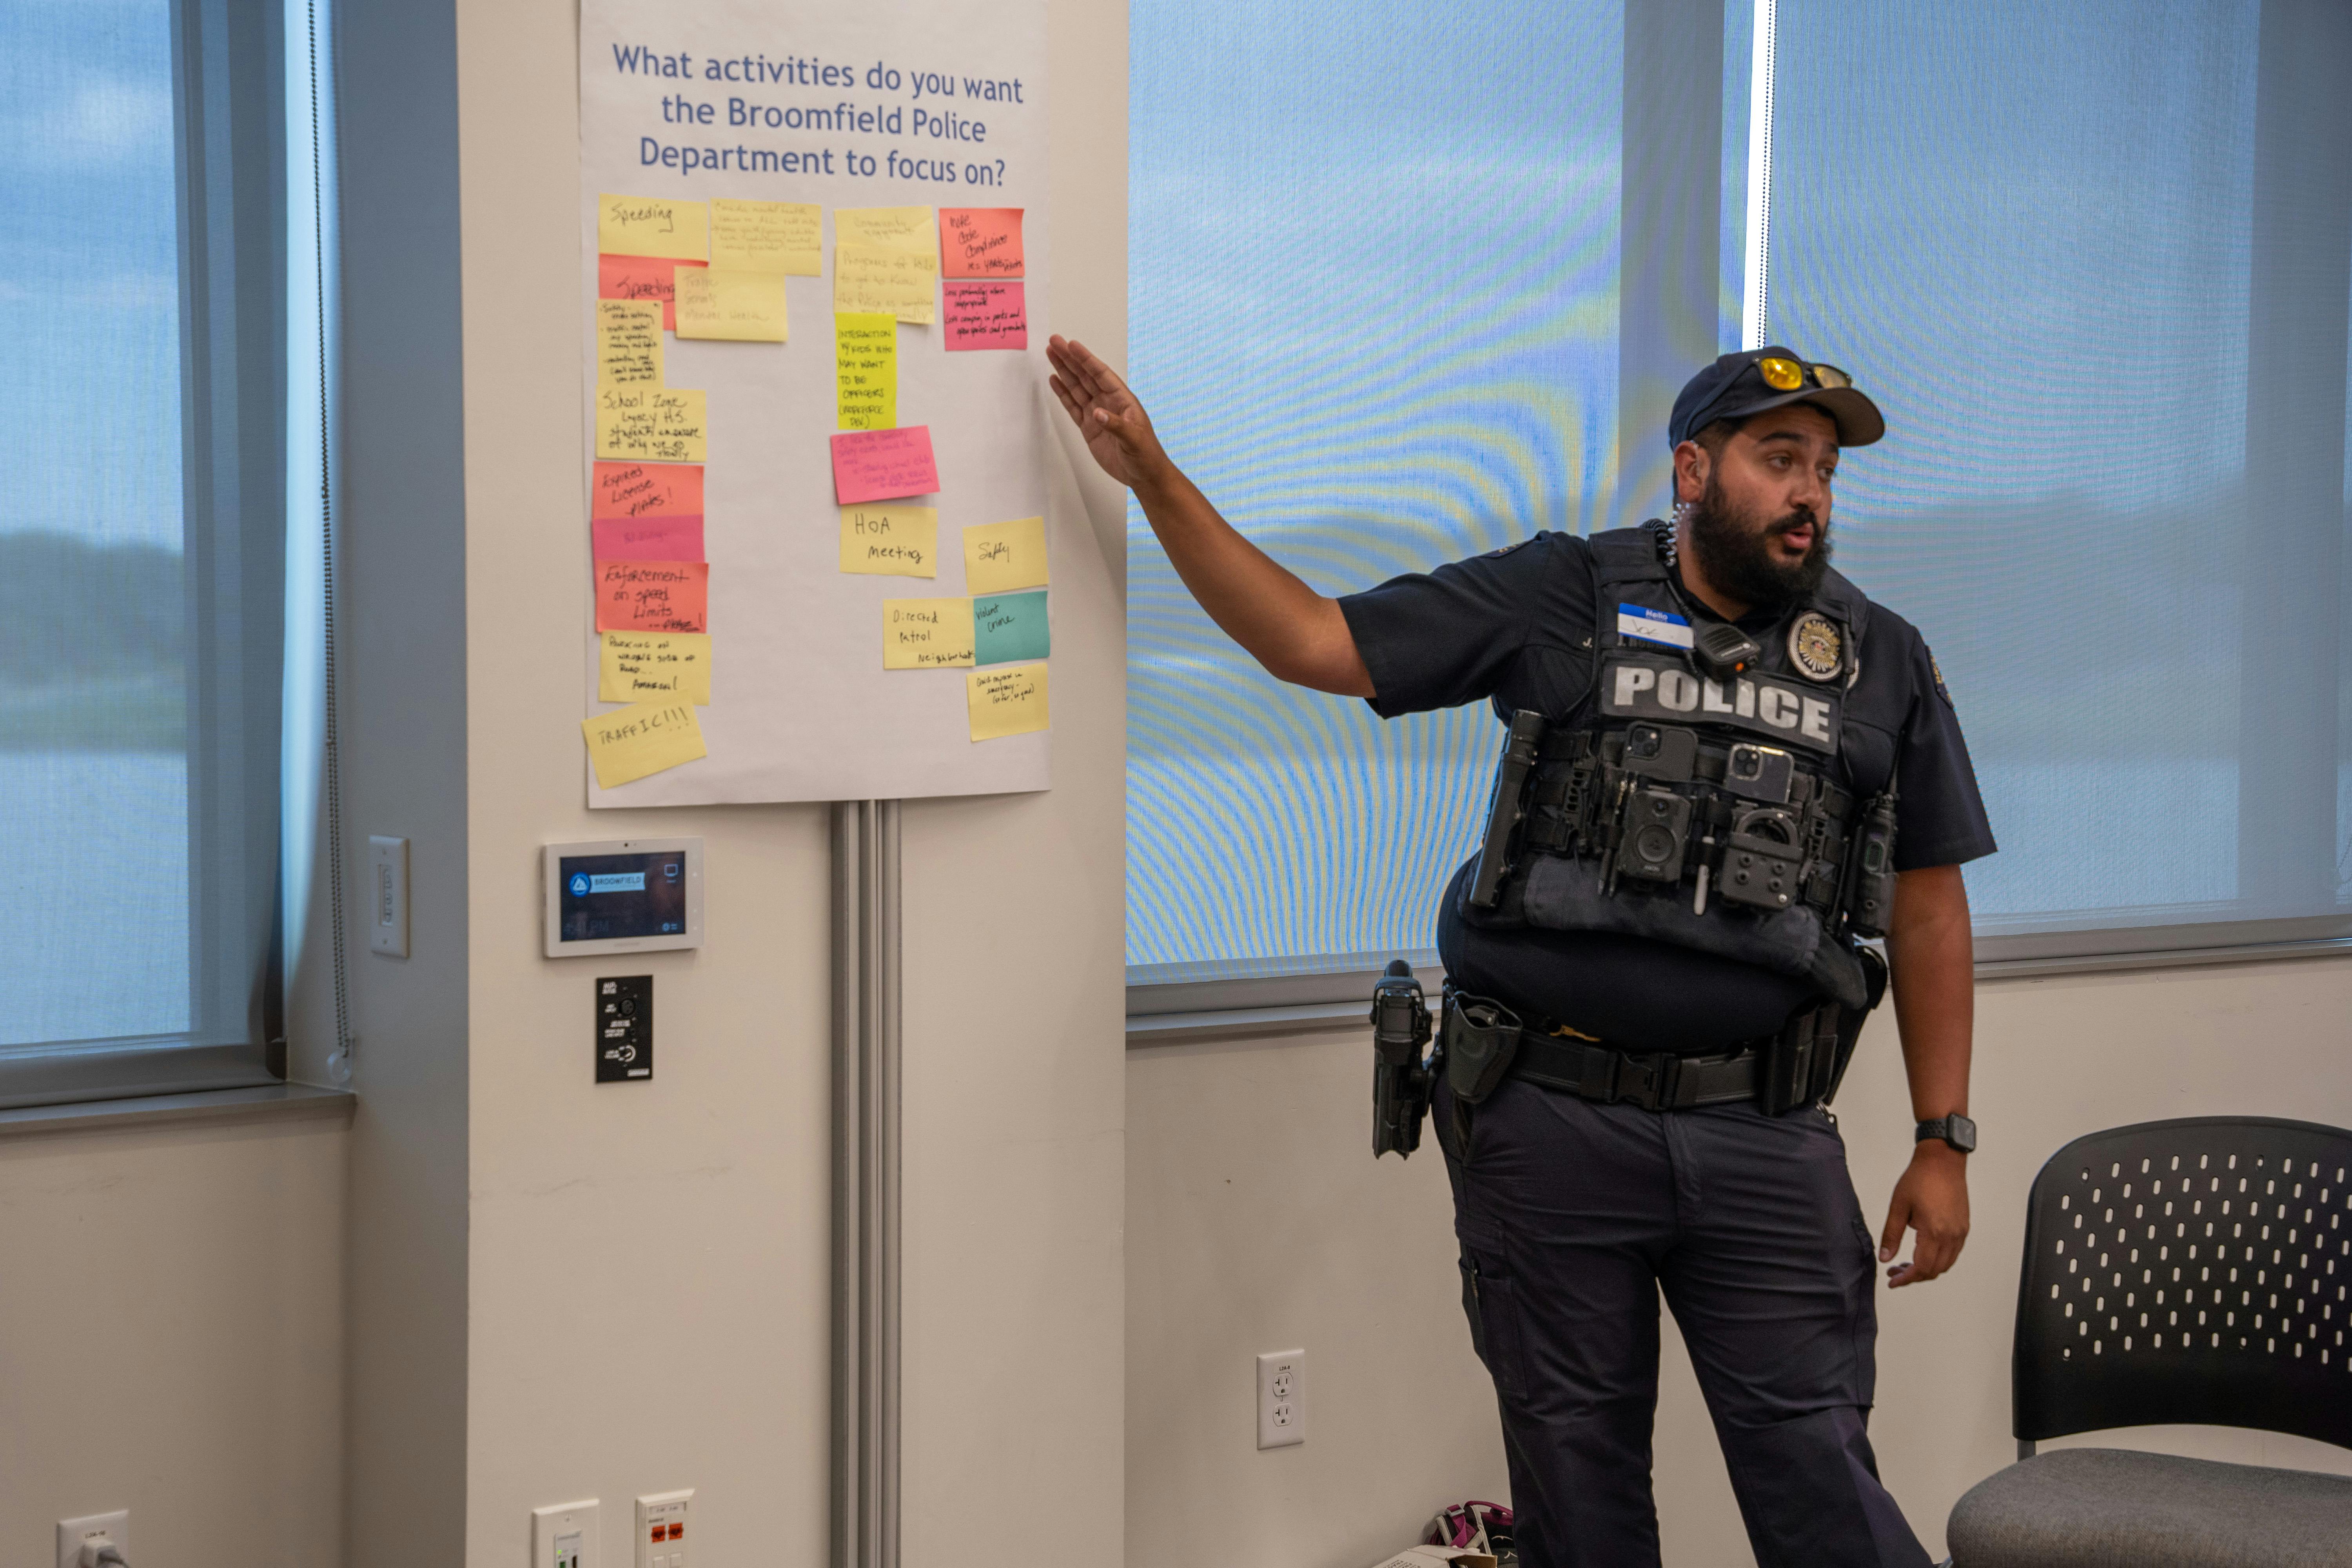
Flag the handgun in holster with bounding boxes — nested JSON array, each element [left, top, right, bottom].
[[1370, 959, 1434, 1159], [1757, 944, 1889, 1114]]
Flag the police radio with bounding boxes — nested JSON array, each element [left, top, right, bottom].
[[1370, 959, 1434, 1159], [1467, 710, 1547, 911], [1844, 787, 1900, 939]]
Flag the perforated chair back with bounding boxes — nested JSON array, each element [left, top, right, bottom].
[[2015, 1116, 2352, 1451]]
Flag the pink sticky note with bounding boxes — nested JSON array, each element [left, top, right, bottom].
[[831, 426, 940, 504], [943, 282, 1027, 352], [592, 514, 705, 562], [598, 254, 707, 331], [595, 559, 708, 633], [592, 461, 704, 519], [938, 208, 1025, 278]]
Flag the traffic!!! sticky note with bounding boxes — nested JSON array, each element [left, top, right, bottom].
[[674, 267, 788, 342], [882, 598, 975, 669], [835, 205, 937, 254], [967, 665, 1048, 741], [599, 631, 712, 704], [592, 514, 704, 562], [597, 299, 665, 387], [595, 387, 707, 463], [938, 208, 1024, 278], [598, 193, 709, 261], [839, 505, 936, 577], [599, 254, 706, 332], [835, 313, 897, 430], [831, 426, 938, 504], [583, 699, 707, 788], [942, 282, 1025, 351], [964, 515, 1047, 593], [711, 198, 820, 274], [974, 591, 1049, 666], [833, 243, 937, 324], [593, 460, 702, 519], [595, 559, 708, 633]]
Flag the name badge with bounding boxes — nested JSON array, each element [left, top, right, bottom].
[[1616, 603, 1692, 651], [1601, 654, 1839, 755]]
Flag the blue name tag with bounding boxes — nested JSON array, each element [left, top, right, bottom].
[[1616, 603, 1693, 650]]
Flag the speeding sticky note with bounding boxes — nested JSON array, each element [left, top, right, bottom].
[[592, 514, 704, 562], [593, 460, 703, 518], [942, 282, 1026, 351], [882, 598, 975, 669], [833, 243, 937, 324], [964, 515, 1047, 594], [598, 193, 709, 261], [674, 266, 788, 342], [595, 559, 709, 633], [839, 505, 937, 577], [595, 386, 707, 463], [831, 426, 938, 503], [711, 198, 820, 274], [596, 299, 665, 387], [599, 254, 706, 331], [835, 313, 898, 431], [967, 664, 1049, 741], [938, 208, 1024, 278], [583, 699, 707, 788], [973, 591, 1050, 666], [599, 631, 712, 704], [835, 206, 937, 255]]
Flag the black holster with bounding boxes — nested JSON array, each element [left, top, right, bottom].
[[1760, 944, 1889, 1113], [1440, 989, 1523, 1145]]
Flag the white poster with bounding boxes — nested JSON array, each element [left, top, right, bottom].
[[578, 0, 1051, 805]]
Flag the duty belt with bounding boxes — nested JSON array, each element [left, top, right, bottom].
[[1511, 1032, 1762, 1110]]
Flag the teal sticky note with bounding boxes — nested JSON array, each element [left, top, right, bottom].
[[973, 590, 1049, 666]]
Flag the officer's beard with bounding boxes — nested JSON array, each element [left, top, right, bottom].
[[1684, 472, 1833, 612]]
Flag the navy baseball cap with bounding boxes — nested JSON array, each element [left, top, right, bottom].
[[1669, 347, 1885, 448]]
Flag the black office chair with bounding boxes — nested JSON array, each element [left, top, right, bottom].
[[1946, 1116, 2352, 1567]]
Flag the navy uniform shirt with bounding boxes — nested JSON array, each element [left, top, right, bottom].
[[1339, 530, 1996, 1053]]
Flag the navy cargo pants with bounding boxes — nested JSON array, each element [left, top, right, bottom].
[[1436, 1074, 1931, 1568]]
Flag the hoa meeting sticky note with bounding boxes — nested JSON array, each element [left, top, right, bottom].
[[839, 505, 937, 577]]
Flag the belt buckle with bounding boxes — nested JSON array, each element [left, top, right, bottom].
[[1617, 1052, 1679, 1111]]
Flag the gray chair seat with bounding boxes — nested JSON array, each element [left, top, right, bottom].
[[1948, 1448, 2352, 1568]]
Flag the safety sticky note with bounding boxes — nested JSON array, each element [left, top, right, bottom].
[[882, 597, 975, 669], [593, 460, 702, 519], [835, 313, 897, 431], [964, 515, 1047, 594], [595, 386, 707, 463], [839, 505, 937, 577], [833, 243, 937, 324], [674, 266, 788, 342], [942, 282, 1026, 352], [583, 699, 707, 789], [592, 514, 704, 562], [599, 254, 706, 332], [831, 426, 938, 504], [974, 591, 1049, 666], [598, 193, 709, 261], [596, 299, 665, 387], [967, 664, 1049, 741], [595, 559, 708, 633], [938, 208, 1024, 278], [835, 205, 937, 255], [599, 631, 712, 705], [710, 198, 820, 274]]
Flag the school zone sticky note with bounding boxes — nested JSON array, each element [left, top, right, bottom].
[[942, 282, 1025, 351], [835, 205, 937, 254], [598, 193, 709, 261], [674, 266, 788, 342], [599, 254, 705, 332], [596, 299, 664, 386], [599, 631, 712, 704], [938, 207, 1024, 278], [593, 460, 702, 518], [710, 197, 820, 274], [967, 664, 1049, 741], [974, 591, 1049, 666], [833, 243, 937, 324], [592, 514, 704, 562], [583, 699, 707, 789], [595, 387, 707, 463], [835, 313, 897, 430], [830, 426, 938, 504], [964, 515, 1047, 593], [595, 559, 708, 633], [882, 598, 975, 669], [839, 505, 936, 577]]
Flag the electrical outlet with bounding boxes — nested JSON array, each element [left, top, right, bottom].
[[1257, 1348, 1305, 1448], [368, 836, 409, 957], [636, 1488, 693, 1568], [534, 1499, 600, 1568], [57, 1511, 129, 1568]]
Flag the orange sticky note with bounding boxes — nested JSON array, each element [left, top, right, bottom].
[[938, 208, 1025, 278], [595, 559, 708, 633], [599, 254, 708, 331], [592, 515, 703, 562], [592, 461, 703, 519]]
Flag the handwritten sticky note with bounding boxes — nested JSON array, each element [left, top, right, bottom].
[[599, 254, 706, 332], [967, 665, 1049, 741], [833, 243, 937, 324], [599, 193, 708, 262], [596, 299, 665, 387], [835, 313, 897, 431], [595, 386, 707, 463], [592, 514, 704, 562], [583, 699, 707, 788], [964, 515, 1047, 594], [599, 631, 712, 705], [593, 460, 702, 518], [831, 426, 938, 503], [710, 198, 820, 274], [882, 598, 975, 669], [974, 591, 1050, 666], [938, 208, 1024, 278], [595, 559, 709, 633], [674, 266, 788, 342], [942, 281, 1026, 351], [835, 206, 937, 255], [839, 505, 937, 577]]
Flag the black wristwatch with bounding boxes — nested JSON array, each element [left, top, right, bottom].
[[1916, 1114, 1977, 1154]]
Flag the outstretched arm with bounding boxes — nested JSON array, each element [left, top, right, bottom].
[[1877, 863, 1973, 1287], [1046, 336, 1372, 697]]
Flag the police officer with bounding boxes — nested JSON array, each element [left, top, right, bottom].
[[1048, 337, 1992, 1568]]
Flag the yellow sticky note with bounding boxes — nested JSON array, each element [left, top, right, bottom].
[[582, 699, 707, 788], [711, 198, 820, 274], [599, 631, 712, 704], [840, 505, 936, 577], [967, 664, 1049, 741], [835, 206, 937, 255], [964, 516, 1048, 595], [834, 243, 937, 325], [882, 597, 975, 668], [674, 267, 788, 342], [596, 299, 664, 387], [597, 193, 709, 261], [595, 386, 707, 463], [835, 313, 897, 430]]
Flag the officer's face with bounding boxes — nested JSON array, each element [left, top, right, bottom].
[[1684, 406, 1840, 608]]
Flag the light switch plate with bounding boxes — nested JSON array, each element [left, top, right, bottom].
[[636, 1488, 693, 1568], [368, 835, 409, 957], [534, 1499, 599, 1568]]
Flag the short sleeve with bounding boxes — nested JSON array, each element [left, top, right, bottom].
[[1336, 535, 1563, 717], [1891, 630, 1997, 871]]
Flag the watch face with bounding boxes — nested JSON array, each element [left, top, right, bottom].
[[1949, 1114, 1978, 1153]]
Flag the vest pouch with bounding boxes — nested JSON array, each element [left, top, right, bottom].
[[1441, 992, 1523, 1105]]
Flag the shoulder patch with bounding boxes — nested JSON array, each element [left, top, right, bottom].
[[1929, 648, 1954, 708]]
